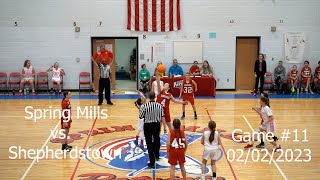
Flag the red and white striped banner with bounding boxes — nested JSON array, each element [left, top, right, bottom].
[[127, 0, 181, 32]]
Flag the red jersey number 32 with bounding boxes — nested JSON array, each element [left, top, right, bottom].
[[183, 87, 193, 93]]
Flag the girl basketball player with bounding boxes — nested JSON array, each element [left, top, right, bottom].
[[134, 91, 146, 151], [252, 93, 278, 148], [179, 72, 198, 120], [200, 120, 221, 180], [244, 97, 281, 153], [167, 119, 188, 180], [61, 91, 72, 151], [19, 60, 36, 95], [289, 65, 299, 93], [156, 80, 187, 132], [151, 71, 164, 97], [47, 62, 65, 94]]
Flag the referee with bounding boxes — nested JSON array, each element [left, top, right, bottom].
[[92, 58, 113, 106], [139, 92, 165, 168]]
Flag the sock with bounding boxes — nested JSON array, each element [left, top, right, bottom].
[[194, 111, 197, 116], [135, 136, 139, 141], [260, 138, 264, 145], [212, 172, 216, 177], [141, 139, 144, 145], [62, 144, 66, 149], [182, 112, 185, 116]]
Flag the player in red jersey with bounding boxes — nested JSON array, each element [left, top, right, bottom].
[[167, 119, 188, 180], [61, 91, 72, 151], [313, 61, 320, 92], [156, 80, 187, 133], [289, 65, 299, 93], [179, 72, 198, 120], [301, 61, 314, 94]]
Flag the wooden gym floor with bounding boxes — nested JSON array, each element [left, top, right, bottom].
[[0, 94, 319, 180]]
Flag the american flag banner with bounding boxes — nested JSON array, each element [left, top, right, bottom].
[[127, 0, 181, 32]]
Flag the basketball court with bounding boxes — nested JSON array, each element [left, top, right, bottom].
[[0, 93, 319, 180]]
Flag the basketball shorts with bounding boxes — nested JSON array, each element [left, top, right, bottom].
[[289, 78, 297, 83], [302, 77, 310, 84], [61, 119, 72, 129], [137, 118, 144, 137], [168, 149, 186, 165], [52, 77, 61, 82], [164, 108, 171, 122], [23, 77, 34, 82], [203, 148, 218, 160], [182, 95, 195, 105], [260, 121, 276, 133]]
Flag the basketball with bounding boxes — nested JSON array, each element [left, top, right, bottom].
[[157, 64, 166, 77]]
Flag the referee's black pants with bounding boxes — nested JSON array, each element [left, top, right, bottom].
[[144, 122, 161, 165], [98, 78, 111, 104]]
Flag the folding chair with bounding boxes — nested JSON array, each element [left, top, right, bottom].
[[0, 72, 8, 94], [8, 72, 21, 91], [79, 72, 91, 93], [36, 72, 49, 92]]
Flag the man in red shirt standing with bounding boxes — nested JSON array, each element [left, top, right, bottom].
[[92, 45, 114, 65], [189, 61, 200, 76]]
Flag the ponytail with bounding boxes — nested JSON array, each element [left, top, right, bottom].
[[173, 119, 181, 138], [208, 121, 216, 143]]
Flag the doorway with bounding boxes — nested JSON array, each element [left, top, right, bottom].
[[235, 37, 260, 90], [91, 37, 139, 92]]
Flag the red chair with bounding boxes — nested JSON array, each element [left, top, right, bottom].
[[0, 72, 8, 93], [36, 72, 49, 92], [8, 72, 21, 91], [264, 72, 273, 90], [79, 72, 91, 92]]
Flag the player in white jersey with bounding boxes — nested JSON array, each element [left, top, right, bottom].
[[47, 62, 65, 94], [201, 120, 221, 180], [244, 97, 281, 152], [133, 91, 146, 151], [19, 60, 36, 95], [252, 93, 278, 148], [151, 71, 164, 97]]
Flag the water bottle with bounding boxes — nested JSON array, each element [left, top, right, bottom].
[[26, 88, 29, 95], [24, 89, 27, 95], [297, 88, 299, 94]]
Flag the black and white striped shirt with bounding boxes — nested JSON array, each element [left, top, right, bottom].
[[99, 64, 111, 78], [139, 101, 164, 123]]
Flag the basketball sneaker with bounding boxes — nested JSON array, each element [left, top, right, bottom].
[[244, 144, 253, 149], [139, 144, 145, 152], [273, 136, 279, 142], [181, 115, 185, 120], [256, 143, 265, 148], [134, 139, 138, 145], [274, 145, 282, 153], [62, 144, 71, 152]]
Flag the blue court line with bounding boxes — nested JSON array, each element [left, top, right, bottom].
[[0, 93, 319, 99]]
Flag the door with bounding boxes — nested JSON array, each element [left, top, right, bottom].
[[236, 37, 260, 90], [92, 39, 116, 91]]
